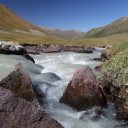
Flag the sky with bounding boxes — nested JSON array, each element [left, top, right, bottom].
[[0, 0, 128, 32]]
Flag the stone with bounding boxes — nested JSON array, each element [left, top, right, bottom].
[[95, 65, 102, 72], [0, 87, 63, 128], [25, 46, 40, 54], [115, 86, 128, 120], [0, 41, 26, 55], [43, 45, 61, 53], [101, 49, 111, 61], [80, 108, 103, 121], [0, 63, 35, 101], [73, 47, 84, 53], [99, 78, 128, 120], [22, 53, 35, 63], [83, 48, 94, 53], [92, 58, 103, 61], [60, 66, 107, 111]]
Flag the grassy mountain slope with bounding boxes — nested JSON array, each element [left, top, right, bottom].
[[0, 4, 48, 36], [0, 4, 85, 40], [85, 17, 128, 38]]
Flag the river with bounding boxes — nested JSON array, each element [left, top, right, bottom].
[[0, 51, 123, 128]]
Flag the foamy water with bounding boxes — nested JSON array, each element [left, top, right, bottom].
[[31, 52, 122, 128]]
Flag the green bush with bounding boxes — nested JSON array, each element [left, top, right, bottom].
[[98, 50, 128, 88]]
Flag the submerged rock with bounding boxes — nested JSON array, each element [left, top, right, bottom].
[[22, 53, 35, 63], [40, 72, 61, 83], [0, 87, 63, 128], [0, 63, 35, 101], [92, 58, 103, 61], [80, 108, 103, 121], [60, 66, 107, 111]]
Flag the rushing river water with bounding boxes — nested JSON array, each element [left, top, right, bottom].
[[0, 51, 124, 128]]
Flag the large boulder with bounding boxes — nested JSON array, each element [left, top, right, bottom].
[[0, 63, 35, 101], [43, 45, 61, 53], [0, 41, 26, 55], [60, 66, 107, 111], [0, 87, 63, 128]]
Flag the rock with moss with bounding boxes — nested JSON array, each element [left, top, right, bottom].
[[98, 50, 128, 120]]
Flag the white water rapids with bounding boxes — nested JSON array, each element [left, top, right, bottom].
[[0, 51, 124, 128]]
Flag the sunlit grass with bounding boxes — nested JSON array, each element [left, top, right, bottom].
[[1, 33, 128, 47]]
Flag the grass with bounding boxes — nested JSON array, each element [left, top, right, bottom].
[[1, 33, 128, 47], [110, 42, 128, 56], [97, 42, 128, 97], [98, 50, 128, 87]]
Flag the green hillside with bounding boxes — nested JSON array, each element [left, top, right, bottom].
[[85, 17, 128, 38]]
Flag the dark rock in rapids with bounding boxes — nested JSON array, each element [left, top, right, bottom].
[[0, 63, 35, 101], [60, 66, 107, 111], [0, 87, 63, 128]]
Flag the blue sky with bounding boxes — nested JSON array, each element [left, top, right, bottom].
[[0, 0, 128, 31]]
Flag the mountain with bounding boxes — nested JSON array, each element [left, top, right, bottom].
[[0, 4, 84, 41], [0, 4, 48, 36], [85, 17, 128, 38], [43, 28, 85, 38]]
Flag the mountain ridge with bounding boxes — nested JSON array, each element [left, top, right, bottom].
[[85, 16, 128, 38]]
